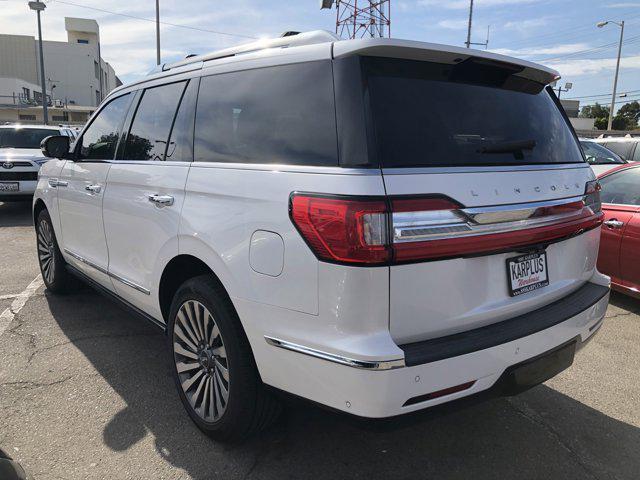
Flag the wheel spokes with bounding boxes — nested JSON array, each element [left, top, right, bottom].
[[173, 299, 229, 422]]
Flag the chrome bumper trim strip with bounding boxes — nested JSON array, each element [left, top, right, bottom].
[[264, 336, 405, 370]]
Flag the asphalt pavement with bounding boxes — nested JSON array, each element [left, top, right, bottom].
[[0, 200, 638, 480]]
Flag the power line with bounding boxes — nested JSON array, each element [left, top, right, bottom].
[[48, 0, 257, 39], [565, 89, 640, 100], [534, 34, 640, 63]]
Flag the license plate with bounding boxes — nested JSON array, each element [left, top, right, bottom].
[[506, 251, 549, 296], [0, 182, 19, 192]]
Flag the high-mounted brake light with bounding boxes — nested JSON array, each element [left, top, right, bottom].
[[290, 189, 603, 266]]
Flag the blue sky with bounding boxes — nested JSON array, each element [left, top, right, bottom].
[[3, 0, 640, 112]]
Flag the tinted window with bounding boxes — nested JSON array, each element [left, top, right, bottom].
[[124, 81, 186, 161], [580, 141, 624, 165], [165, 80, 198, 162], [80, 94, 131, 160], [603, 142, 634, 161], [0, 128, 58, 149], [194, 61, 337, 166], [600, 167, 640, 205], [364, 57, 584, 168]]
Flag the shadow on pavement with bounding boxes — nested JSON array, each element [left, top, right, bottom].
[[45, 290, 640, 480], [0, 201, 33, 228], [609, 290, 640, 313]]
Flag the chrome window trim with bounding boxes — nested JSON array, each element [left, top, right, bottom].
[[63, 248, 150, 295], [264, 336, 405, 370]]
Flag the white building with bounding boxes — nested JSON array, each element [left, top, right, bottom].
[[0, 17, 121, 124]]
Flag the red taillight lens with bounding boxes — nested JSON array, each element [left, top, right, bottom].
[[290, 194, 390, 265], [291, 190, 603, 266]]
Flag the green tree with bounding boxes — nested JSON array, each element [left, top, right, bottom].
[[615, 101, 640, 130], [580, 103, 609, 130]]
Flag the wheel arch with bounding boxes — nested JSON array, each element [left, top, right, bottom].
[[33, 198, 47, 224], [158, 254, 234, 326]]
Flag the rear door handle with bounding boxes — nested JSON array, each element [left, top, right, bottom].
[[85, 184, 102, 194], [148, 194, 174, 207], [604, 219, 624, 229]]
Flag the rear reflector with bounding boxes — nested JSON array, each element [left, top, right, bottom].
[[290, 188, 603, 266], [403, 380, 476, 406]]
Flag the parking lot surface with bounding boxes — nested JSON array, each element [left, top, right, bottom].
[[0, 200, 638, 480]]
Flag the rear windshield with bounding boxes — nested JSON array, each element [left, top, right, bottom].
[[363, 57, 584, 168], [0, 128, 60, 149]]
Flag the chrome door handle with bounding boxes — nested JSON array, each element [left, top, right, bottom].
[[604, 219, 624, 229], [85, 184, 102, 194], [148, 194, 174, 206], [48, 178, 68, 188]]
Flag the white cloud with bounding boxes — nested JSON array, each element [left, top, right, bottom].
[[606, 2, 640, 7], [503, 17, 550, 29], [491, 43, 591, 57], [418, 0, 539, 9], [437, 19, 468, 30], [545, 55, 640, 77]]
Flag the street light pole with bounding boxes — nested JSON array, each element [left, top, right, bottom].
[[597, 20, 625, 131], [155, 0, 161, 65], [465, 0, 474, 48], [29, 0, 48, 124]]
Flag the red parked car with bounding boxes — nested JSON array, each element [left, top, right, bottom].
[[597, 162, 640, 297]]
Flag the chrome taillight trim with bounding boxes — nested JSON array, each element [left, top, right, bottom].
[[393, 195, 591, 243]]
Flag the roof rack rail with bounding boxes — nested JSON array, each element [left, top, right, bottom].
[[161, 30, 339, 73]]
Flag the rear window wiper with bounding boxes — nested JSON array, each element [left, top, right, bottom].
[[477, 139, 536, 160]]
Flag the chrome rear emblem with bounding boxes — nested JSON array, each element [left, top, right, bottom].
[[2, 162, 14, 169]]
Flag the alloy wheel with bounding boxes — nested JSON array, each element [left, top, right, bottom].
[[37, 219, 55, 284], [173, 300, 230, 422]]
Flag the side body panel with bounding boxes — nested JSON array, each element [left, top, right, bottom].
[[619, 212, 640, 294], [597, 203, 638, 286], [102, 162, 189, 320], [57, 161, 114, 291]]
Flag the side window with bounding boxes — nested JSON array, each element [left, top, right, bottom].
[[165, 80, 198, 162], [599, 168, 640, 205], [603, 142, 634, 161], [79, 94, 131, 160], [123, 81, 186, 161], [194, 61, 338, 166]]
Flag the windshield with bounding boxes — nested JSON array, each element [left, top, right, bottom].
[[580, 141, 625, 165], [364, 56, 584, 168], [0, 128, 59, 149]]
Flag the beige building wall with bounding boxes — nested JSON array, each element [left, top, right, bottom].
[[0, 34, 39, 85]]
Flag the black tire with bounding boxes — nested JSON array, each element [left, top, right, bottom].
[[36, 209, 78, 294], [168, 275, 282, 442]]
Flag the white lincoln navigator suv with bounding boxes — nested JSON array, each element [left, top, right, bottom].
[[34, 31, 610, 441]]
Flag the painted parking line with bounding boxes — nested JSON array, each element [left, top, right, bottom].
[[0, 294, 20, 301], [0, 275, 43, 338]]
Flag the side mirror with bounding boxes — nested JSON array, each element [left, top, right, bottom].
[[41, 135, 71, 159]]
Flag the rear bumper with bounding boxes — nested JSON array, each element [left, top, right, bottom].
[[256, 280, 609, 418]]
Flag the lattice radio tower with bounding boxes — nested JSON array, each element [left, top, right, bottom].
[[321, 1, 391, 39]]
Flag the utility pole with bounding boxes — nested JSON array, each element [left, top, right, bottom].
[[597, 19, 625, 130], [29, 0, 48, 124], [155, 0, 161, 65], [555, 82, 572, 100], [465, 0, 474, 48]]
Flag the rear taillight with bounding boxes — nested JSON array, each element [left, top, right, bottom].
[[289, 194, 390, 265], [290, 189, 603, 266]]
